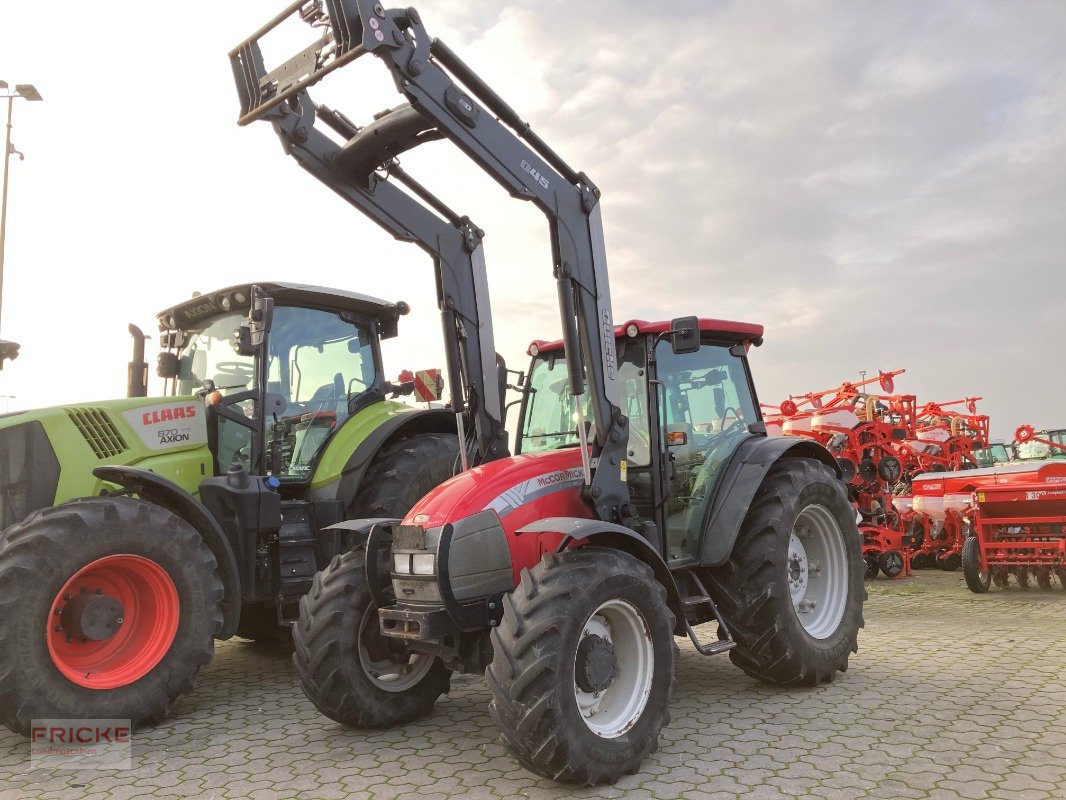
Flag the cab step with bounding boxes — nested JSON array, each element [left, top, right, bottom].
[[677, 570, 737, 657]]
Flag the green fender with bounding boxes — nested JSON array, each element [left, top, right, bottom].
[[309, 400, 456, 509]]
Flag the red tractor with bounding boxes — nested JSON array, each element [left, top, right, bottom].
[[233, 2, 865, 784]]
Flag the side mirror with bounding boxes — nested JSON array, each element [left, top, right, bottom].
[[671, 316, 700, 354], [156, 351, 179, 379]]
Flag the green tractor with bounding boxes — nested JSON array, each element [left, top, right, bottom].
[[0, 281, 460, 734]]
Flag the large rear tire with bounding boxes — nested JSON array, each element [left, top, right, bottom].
[[348, 433, 460, 518], [705, 458, 865, 686], [487, 549, 677, 786], [293, 548, 450, 728], [0, 497, 222, 735]]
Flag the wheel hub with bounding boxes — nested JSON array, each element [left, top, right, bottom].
[[61, 590, 125, 642], [787, 533, 809, 601], [788, 505, 849, 640], [575, 634, 616, 693]]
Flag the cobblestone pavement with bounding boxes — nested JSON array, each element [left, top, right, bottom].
[[2, 571, 1064, 799]]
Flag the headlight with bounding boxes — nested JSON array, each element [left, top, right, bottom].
[[393, 554, 411, 574], [411, 553, 435, 575]]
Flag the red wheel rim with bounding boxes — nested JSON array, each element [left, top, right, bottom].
[[46, 555, 180, 689]]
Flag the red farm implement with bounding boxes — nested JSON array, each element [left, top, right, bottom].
[[962, 464, 1066, 592], [770, 372, 999, 580]]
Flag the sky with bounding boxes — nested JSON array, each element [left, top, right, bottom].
[[0, 1, 1063, 439]]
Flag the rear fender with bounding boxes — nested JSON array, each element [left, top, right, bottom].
[[93, 466, 241, 639], [517, 517, 684, 622], [310, 406, 456, 508], [698, 436, 841, 567]]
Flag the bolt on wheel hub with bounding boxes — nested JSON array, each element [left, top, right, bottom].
[[788, 505, 849, 640], [575, 633, 616, 694], [573, 599, 654, 738], [61, 590, 125, 642], [46, 554, 180, 689]]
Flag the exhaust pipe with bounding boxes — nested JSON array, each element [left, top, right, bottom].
[[127, 324, 149, 398]]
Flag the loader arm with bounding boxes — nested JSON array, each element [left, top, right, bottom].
[[233, 28, 507, 467], [231, 0, 629, 522]]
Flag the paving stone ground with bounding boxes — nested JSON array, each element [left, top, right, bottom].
[[1, 571, 1064, 799]]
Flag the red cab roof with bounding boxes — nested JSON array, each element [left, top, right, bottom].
[[530, 318, 764, 355]]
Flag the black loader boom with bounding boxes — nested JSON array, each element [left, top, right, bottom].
[[230, 0, 628, 518]]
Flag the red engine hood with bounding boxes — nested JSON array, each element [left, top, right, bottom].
[[403, 449, 596, 533]]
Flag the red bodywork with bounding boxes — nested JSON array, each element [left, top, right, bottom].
[[413, 318, 767, 587], [529, 318, 764, 354], [402, 448, 595, 585], [972, 481, 1066, 577]]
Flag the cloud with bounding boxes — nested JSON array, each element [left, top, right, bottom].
[[0, 1, 1063, 440]]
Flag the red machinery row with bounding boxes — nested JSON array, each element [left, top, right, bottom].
[[764, 372, 1066, 590]]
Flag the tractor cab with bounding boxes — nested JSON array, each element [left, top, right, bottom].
[[519, 318, 764, 566], [156, 282, 409, 485], [1014, 429, 1066, 462]]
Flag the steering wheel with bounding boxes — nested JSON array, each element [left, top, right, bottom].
[[717, 407, 745, 437]]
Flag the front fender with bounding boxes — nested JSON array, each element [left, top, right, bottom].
[[93, 466, 241, 639], [517, 517, 684, 622], [698, 435, 841, 567]]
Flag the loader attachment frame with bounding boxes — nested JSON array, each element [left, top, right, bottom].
[[231, 0, 629, 520]]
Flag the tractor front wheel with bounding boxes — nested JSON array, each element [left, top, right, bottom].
[[487, 548, 677, 786], [705, 458, 865, 686], [961, 536, 990, 593], [293, 548, 450, 728], [0, 497, 222, 735]]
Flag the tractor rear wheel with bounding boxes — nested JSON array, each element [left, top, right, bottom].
[[347, 433, 460, 519], [705, 458, 865, 686], [962, 536, 990, 593], [0, 497, 221, 735], [487, 548, 677, 785], [293, 548, 450, 727]]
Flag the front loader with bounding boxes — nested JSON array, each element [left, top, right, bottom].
[[232, 1, 865, 785]]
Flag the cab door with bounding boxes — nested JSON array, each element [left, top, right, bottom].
[[654, 340, 759, 566]]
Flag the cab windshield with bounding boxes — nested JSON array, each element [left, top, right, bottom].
[[174, 306, 377, 481], [520, 339, 650, 464], [175, 312, 253, 397]]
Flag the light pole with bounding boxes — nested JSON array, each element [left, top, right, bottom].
[[0, 80, 42, 345]]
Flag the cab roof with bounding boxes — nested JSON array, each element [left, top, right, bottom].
[[529, 318, 764, 355], [157, 282, 408, 339]]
